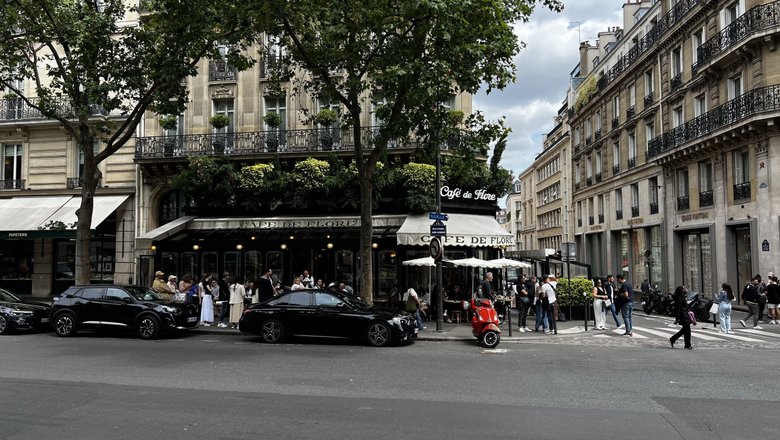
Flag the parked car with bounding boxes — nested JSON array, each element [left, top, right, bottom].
[[50, 285, 199, 339], [239, 289, 417, 346], [0, 288, 51, 334]]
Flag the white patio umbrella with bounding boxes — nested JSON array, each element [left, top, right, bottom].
[[448, 257, 494, 296], [402, 256, 438, 301], [486, 258, 532, 269]]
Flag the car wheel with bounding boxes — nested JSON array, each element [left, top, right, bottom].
[[137, 314, 161, 340], [480, 330, 500, 348], [0, 315, 11, 335], [366, 321, 391, 347], [54, 312, 77, 337], [260, 319, 284, 343]]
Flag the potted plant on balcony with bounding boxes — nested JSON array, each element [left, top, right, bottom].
[[159, 115, 178, 157], [3, 92, 20, 119], [263, 112, 282, 152], [315, 108, 338, 150], [209, 114, 230, 154]]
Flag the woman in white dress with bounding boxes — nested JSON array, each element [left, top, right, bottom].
[[229, 277, 246, 329], [199, 275, 215, 326], [592, 278, 608, 330]]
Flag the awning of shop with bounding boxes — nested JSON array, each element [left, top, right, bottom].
[[136, 215, 197, 250], [396, 213, 514, 248], [188, 214, 406, 231], [0, 195, 130, 239]]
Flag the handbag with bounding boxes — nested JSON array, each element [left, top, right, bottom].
[[709, 303, 719, 315], [687, 310, 697, 325], [604, 299, 612, 308], [520, 294, 530, 304]]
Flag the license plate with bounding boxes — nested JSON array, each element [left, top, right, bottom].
[[187, 316, 197, 322], [40, 318, 49, 323]]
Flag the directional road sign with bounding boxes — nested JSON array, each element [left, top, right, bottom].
[[428, 212, 449, 221]]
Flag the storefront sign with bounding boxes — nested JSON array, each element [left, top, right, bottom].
[[440, 186, 497, 202], [589, 225, 603, 231], [419, 234, 514, 247], [681, 212, 709, 222], [627, 218, 644, 225], [239, 218, 360, 229]]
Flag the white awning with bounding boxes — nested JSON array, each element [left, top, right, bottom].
[[396, 213, 514, 248], [136, 215, 197, 249], [0, 195, 129, 232]]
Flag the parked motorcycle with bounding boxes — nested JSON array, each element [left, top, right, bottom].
[[464, 298, 501, 348], [641, 285, 661, 314], [686, 291, 712, 323]]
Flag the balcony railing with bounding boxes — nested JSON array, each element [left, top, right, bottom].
[[588, 216, 594, 225], [598, 214, 604, 223], [699, 190, 714, 207], [650, 202, 659, 214], [586, 177, 593, 186], [677, 195, 690, 210], [594, 129, 602, 141], [670, 73, 683, 92], [631, 206, 639, 217], [1, 179, 24, 190], [613, 164, 620, 175], [612, 117, 619, 130], [577, 218, 583, 227], [694, 1, 780, 73], [733, 182, 751, 201], [586, 136, 592, 146], [644, 92, 654, 107], [595, 172, 602, 182], [627, 106, 636, 120], [209, 60, 236, 82], [575, 182, 581, 190], [616, 209, 623, 220], [627, 157, 636, 169], [649, 85, 780, 159], [596, 0, 701, 90], [135, 126, 432, 159], [260, 54, 289, 78], [574, 144, 581, 153]]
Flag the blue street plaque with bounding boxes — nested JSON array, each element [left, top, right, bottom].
[[430, 219, 447, 237], [428, 212, 449, 221]]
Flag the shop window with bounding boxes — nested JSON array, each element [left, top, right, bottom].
[[335, 250, 354, 286], [266, 251, 283, 285], [377, 250, 397, 299], [0, 240, 33, 279], [202, 252, 218, 277], [161, 252, 179, 279], [223, 251, 240, 280], [181, 252, 197, 279], [55, 235, 115, 282], [244, 251, 261, 283], [158, 190, 189, 226]]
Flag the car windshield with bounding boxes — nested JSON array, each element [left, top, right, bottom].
[[0, 289, 20, 302], [124, 286, 163, 302], [332, 291, 368, 309]]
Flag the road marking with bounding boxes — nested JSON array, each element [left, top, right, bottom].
[[610, 328, 648, 338], [648, 326, 725, 341], [708, 331, 764, 342], [739, 328, 780, 339]]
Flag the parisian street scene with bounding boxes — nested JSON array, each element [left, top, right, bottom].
[[1, 1, 780, 439]]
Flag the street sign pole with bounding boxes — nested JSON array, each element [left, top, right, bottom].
[[435, 151, 443, 332]]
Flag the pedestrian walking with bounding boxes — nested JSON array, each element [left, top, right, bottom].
[[765, 275, 780, 324], [216, 274, 230, 327], [616, 274, 634, 336], [718, 283, 735, 334], [534, 277, 545, 332], [404, 288, 425, 331], [670, 285, 694, 349], [605, 274, 622, 329], [592, 278, 608, 330], [517, 275, 532, 332], [228, 276, 245, 329], [740, 277, 763, 329]]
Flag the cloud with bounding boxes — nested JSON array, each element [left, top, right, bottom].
[[476, 0, 625, 183]]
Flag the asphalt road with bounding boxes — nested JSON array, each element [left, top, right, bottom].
[[2, 328, 780, 440]]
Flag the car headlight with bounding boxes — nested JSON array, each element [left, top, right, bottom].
[[391, 317, 403, 328], [11, 310, 33, 316], [160, 305, 176, 314]]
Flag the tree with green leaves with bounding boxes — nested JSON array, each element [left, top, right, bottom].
[[0, 0, 259, 284], [260, 0, 561, 304]]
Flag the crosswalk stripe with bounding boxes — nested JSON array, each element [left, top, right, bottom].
[[708, 331, 764, 342], [609, 328, 648, 338], [738, 328, 780, 339], [648, 326, 726, 341]]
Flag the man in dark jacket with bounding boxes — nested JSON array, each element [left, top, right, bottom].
[[216, 274, 230, 328], [480, 272, 495, 301], [616, 274, 634, 336], [605, 274, 621, 328], [257, 269, 276, 302], [740, 277, 762, 329]]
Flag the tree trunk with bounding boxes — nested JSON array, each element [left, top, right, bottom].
[[358, 161, 374, 305], [74, 132, 99, 285]]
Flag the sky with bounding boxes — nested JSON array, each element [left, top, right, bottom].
[[474, 0, 626, 187]]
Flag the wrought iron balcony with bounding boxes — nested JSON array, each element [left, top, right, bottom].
[[67, 177, 103, 189], [135, 126, 431, 159], [650, 202, 659, 214], [699, 190, 714, 207], [695, 1, 780, 72], [575, 181, 581, 190], [574, 144, 581, 153], [1, 179, 24, 190], [598, 214, 604, 223], [589, 216, 594, 225], [612, 117, 619, 130], [644, 92, 654, 107], [586, 177, 593, 186], [649, 85, 780, 159], [595, 172, 602, 182], [733, 182, 751, 201], [677, 195, 690, 211], [0, 96, 108, 122], [626, 106, 636, 120], [260, 54, 289, 78], [628, 157, 636, 169], [594, 129, 602, 141], [596, 0, 701, 90], [586, 136, 592, 146], [631, 206, 639, 217], [613, 164, 620, 175], [209, 60, 236, 82], [670, 73, 683, 92], [615, 210, 623, 220]]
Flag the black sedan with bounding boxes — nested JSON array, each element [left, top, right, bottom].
[[0, 288, 51, 334], [50, 285, 199, 339], [239, 289, 417, 346]]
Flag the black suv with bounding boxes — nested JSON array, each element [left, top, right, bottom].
[[50, 285, 198, 339]]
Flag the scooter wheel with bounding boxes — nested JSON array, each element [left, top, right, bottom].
[[480, 330, 500, 348]]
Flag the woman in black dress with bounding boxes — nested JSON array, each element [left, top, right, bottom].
[[669, 285, 693, 350]]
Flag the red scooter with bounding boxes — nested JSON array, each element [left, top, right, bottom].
[[465, 297, 501, 348]]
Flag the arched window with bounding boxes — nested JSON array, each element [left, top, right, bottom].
[[158, 190, 188, 226]]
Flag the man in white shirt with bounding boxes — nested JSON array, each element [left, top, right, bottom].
[[301, 270, 314, 288], [541, 274, 558, 334]]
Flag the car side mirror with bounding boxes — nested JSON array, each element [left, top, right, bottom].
[[122, 297, 133, 303]]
